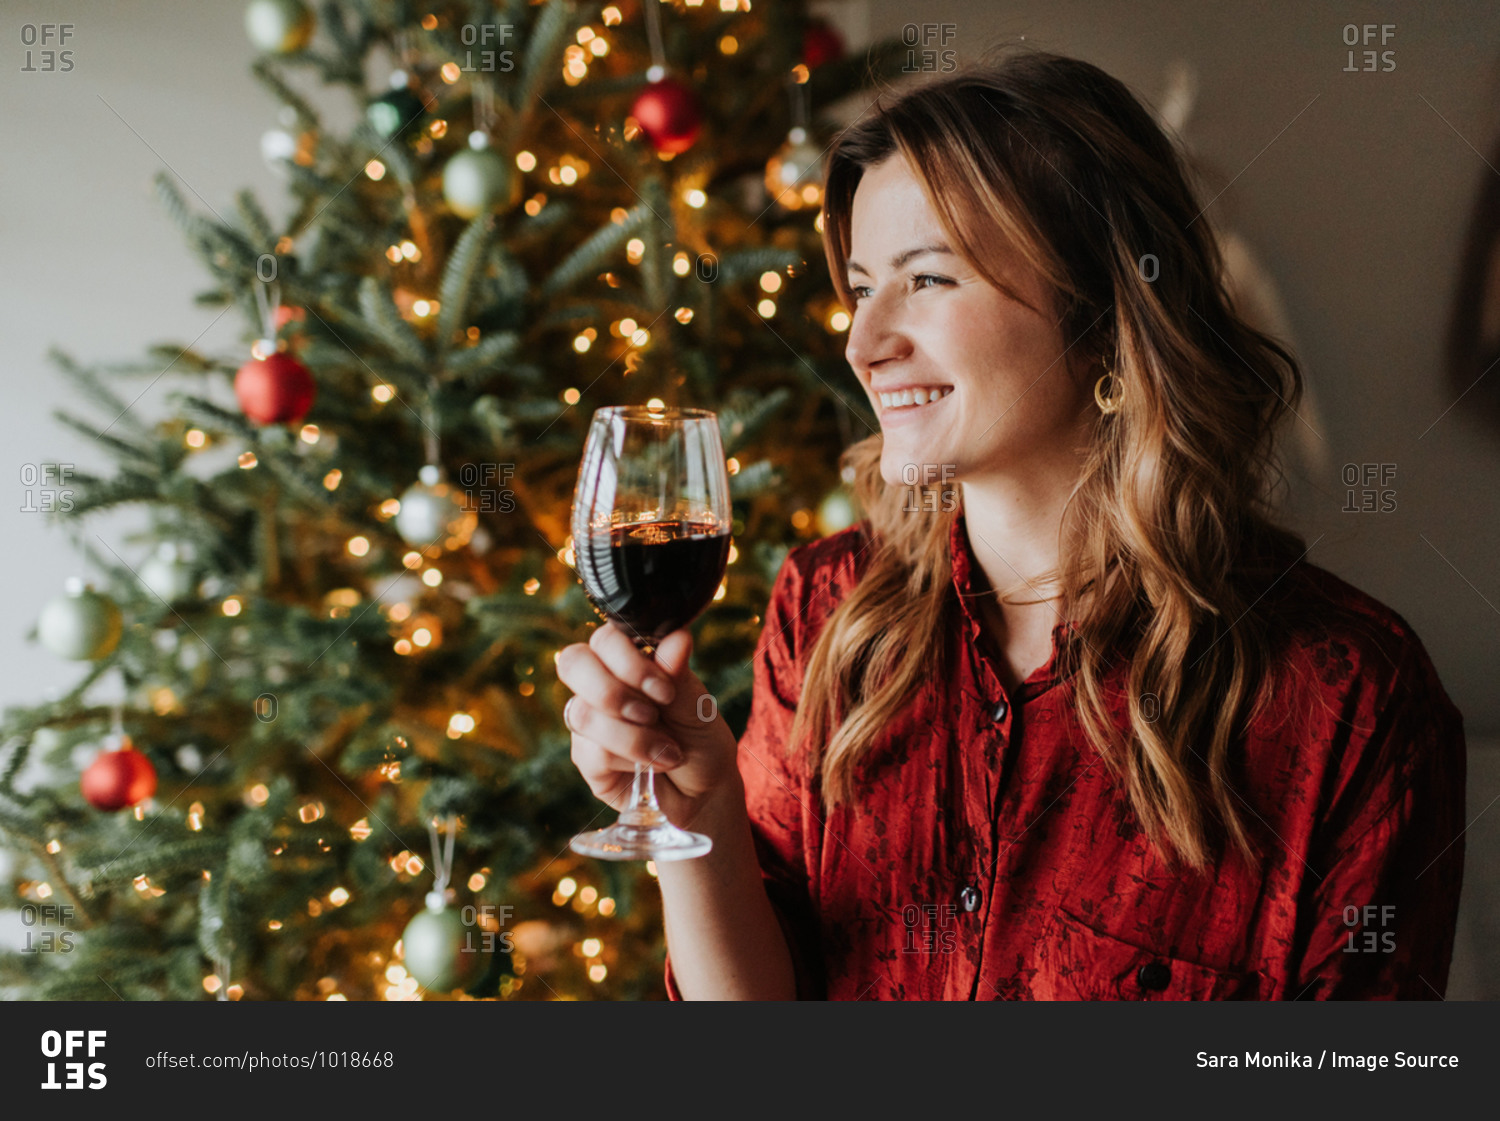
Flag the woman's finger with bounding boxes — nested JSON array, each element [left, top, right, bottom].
[[588, 623, 677, 706], [555, 642, 663, 727], [564, 697, 682, 768]]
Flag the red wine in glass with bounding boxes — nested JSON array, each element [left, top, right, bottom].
[[568, 406, 732, 861]]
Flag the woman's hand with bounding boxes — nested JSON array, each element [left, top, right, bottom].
[[556, 623, 739, 822]]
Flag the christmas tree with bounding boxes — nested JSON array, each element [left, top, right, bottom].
[[1, 0, 902, 1001]]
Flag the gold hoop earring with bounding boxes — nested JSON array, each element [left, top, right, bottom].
[[1094, 358, 1121, 414]]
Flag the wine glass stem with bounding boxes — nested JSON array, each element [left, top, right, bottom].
[[621, 762, 667, 827], [619, 635, 668, 827]]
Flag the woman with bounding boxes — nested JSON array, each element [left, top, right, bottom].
[[556, 50, 1467, 1000]]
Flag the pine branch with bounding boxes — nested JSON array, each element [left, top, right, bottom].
[[357, 276, 429, 366], [252, 57, 323, 128], [541, 205, 651, 297], [510, 0, 574, 128], [436, 214, 496, 349]]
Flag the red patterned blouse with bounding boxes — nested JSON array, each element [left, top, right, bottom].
[[666, 512, 1467, 1000]]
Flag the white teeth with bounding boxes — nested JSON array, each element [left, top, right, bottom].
[[878, 386, 951, 409]]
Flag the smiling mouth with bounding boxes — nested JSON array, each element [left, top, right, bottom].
[[878, 386, 954, 411]]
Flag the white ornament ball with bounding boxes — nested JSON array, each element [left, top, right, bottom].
[[140, 544, 196, 603], [395, 466, 477, 551]]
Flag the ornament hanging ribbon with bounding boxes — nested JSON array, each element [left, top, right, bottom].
[[424, 813, 459, 911], [252, 278, 283, 356]]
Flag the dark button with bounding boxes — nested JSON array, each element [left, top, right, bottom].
[[959, 885, 981, 913], [1137, 961, 1172, 991], [992, 699, 1008, 722]]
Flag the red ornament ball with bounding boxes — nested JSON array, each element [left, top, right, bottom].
[[631, 77, 702, 155], [803, 19, 846, 68], [81, 741, 158, 811], [234, 352, 316, 425]]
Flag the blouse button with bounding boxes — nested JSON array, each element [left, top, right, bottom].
[[1137, 961, 1172, 992], [959, 885, 982, 913], [992, 699, 1008, 722]]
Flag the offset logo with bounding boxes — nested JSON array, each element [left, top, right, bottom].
[[40, 1030, 106, 1090]]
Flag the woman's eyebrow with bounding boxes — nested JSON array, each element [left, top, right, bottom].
[[846, 244, 955, 276]]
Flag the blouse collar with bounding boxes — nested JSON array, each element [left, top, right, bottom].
[[948, 510, 1077, 694]]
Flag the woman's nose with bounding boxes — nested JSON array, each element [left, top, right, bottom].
[[844, 295, 909, 374]]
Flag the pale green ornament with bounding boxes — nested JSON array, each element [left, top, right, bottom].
[[244, 0, 313, 54], [38, 579, 123, 660], [401, 895, 480, 991], [442, 133, 514, 219]]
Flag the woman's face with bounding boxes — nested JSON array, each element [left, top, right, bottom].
[[844, 154, 1095, 490]]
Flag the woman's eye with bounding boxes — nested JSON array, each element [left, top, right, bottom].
[[913, 274, 953, 291], [850, 285, 872, 301]]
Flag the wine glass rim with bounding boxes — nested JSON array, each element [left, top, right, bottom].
[[592, 405, 717, 422]]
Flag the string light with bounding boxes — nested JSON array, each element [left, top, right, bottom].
[[441, 62, 461, 83], [350, 818, 373, 841], [247, 783, 270, 806], [573, 334, 591, 353], [726, 457, 740, 475], [379, 498, 401, 518], [385, 245, 403, 264], [468, 872, 487, 891], [346, 536, 370, 557], [672, 252, 691, 276], [675, 307, 694, 323], [300, 424, 320, 443], [329, 887, 350, 907], [399, 240, 420, 260], [238, 451, 258, 469], [563, 387, 581, 404], [684, 188, 706, 208], [222, 597, 243, 617], [323, 469, 343, 491], [602, 5, 622, 25], [758, 298, 777, 317], [598, 897, 616, 916], [827, 309, 851, 332], [402, 550, 423, 569], [45, 839, 60, 854], [371, 383, 395, 403], [720, 35, 738, 54], [516, 150, 537, 172], [625, 238, 645, 263], [523, 578, 541, 595], [421, 568, 442, 587], [185, 428, 206, 448], [759, 271, 783, 293], [365, 159, 386, 180]]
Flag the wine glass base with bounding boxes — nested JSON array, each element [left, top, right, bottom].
[[569, 820, 713, 862]]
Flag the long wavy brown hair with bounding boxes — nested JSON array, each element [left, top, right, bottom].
[[791, 49, 1317, 873]]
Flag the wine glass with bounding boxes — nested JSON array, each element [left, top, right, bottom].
[[567, 405, 732, 861]]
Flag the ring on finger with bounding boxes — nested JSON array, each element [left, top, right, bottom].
[[563, 697, 578, 731]]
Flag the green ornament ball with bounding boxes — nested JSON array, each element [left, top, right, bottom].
[[244, 0, 313, 54], [816, 486, 862, 537], [367, 88, 427, 142], [442, 146, 513, 219], [401, 904, 482, 992], [38, 580, 123, 661]]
